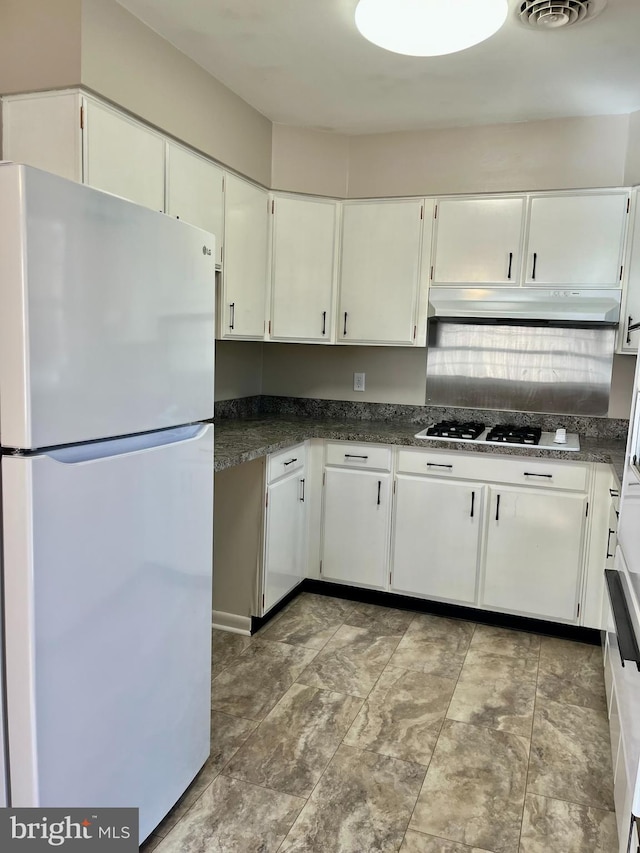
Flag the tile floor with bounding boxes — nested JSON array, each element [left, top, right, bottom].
[[141, 593, 617, 853]]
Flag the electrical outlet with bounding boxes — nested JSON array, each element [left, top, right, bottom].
[[353, 372, 365, 392]]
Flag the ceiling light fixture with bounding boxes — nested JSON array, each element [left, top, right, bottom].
[[354, 0, 509, 57]]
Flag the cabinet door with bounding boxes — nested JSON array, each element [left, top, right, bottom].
[[270, 196, 337, 342], [220, 174, 268, 339], [391, 475, 482, 604], [2, 92, 83, 183], [83, 99, 165, 212], [621, 188, 640, 354], [524, 193, 629, 287], [338, 200, 425, 345], [264, 471, 306, 613], [432, 197, 524, 285], [321, 468, 391, 589], [166, 143, 224, 266], [482, 486, 586, 622]]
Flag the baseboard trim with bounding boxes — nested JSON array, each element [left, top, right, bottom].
[[212, 610, 252, 636], [301, 579, 601, 646]]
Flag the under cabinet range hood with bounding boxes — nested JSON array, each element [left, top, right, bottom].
[[425, 288, 620, 416], [428, 287, 621, 325]]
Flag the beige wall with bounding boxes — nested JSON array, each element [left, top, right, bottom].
[[625, 111, 640, 186], [271, 124, 349, 197], [0, 0, 82, 94], [609, 354, 637, 419], [80, 0, 272, 185], [215, 341, 263, 402], [346, 115, 630, 198]]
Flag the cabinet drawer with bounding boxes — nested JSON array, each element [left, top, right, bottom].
[[325, 441, 391, 471], [397, 447, 588, 491], [268, 443, 305, 483]]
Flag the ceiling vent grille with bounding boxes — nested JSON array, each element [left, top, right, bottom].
[[518, 0, 606, 29]]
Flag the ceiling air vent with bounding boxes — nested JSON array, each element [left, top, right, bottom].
[[518, 0, 606, 29]]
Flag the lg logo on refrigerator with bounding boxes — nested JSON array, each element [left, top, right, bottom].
[[202, 245, 212, 256]]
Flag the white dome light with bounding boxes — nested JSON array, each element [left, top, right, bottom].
[[355, 0, 509, 57]]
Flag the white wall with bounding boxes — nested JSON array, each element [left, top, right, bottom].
[[271, 124, 349, 197]]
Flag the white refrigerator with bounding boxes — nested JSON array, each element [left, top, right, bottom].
[[0, 164, 215, 842]]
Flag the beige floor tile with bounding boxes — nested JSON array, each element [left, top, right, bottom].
[[210, 629, 251, 679], [400, 830, 495, 852], [519, 793, 618, 853], [224, 682, 362, 797], [345, 601, 415, 636], [296, 624, 401, 698], [280, 744, 425, 853], [343, 666, 455, 764], [211, 639, 318, 720], [536, 637, 607, 712], [154, 775, 304, 853], [410, 719, 529, 853], [528, 698, 614, 811], [259, 593, 353, 649], [468, 624, 541, 661], [389, 614, 474, 679]]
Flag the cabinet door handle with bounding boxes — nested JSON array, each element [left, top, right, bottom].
[[607, 528, 615, 559], [283, 457, 298, 466], [345, 454, 368, 460], [627, 316, 640, 344], [377, 480, 381, 506], [300, 478, 305, 502], [470, 490, 475, 518], [343, 312, 348, 336], [609, 488, 620, 497], [495, 494, 500, 521], [531, 252, 537, 280], [427, 463, 453, 469], [507, 252, 513, 280], [523, 472, 552, 478], [322, 311, 327, 336], [229, 302, 235, 330]]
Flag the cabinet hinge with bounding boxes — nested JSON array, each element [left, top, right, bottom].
[[577, 602, 580, 618], [319, 560, 323, 575], [620, 265, 624, 281], [434, 204, 438, 219], [269, 320, 271, 334], [262, 593, 265, 609], [222, 174, 225, 192], [389, 572, 392, 585], [393, 480, 396, 494], [585, 501, 589, 517], [266, 491, 269, 508], [322, 472, 326, 486], [413, 325, 417, 340], [420, 205, 423, 220], [271, 199, 275, 214], [80, 104, 84, 130], [430, 266, 434, 280]]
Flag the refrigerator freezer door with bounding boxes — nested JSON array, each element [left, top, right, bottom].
[[0, 165, 215, 450], [2, 424, 214, 840]]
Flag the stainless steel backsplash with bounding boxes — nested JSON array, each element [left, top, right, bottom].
[[425, 322, 615, 416]]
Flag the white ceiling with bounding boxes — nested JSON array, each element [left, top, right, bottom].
[[116, 0, 640, 134]]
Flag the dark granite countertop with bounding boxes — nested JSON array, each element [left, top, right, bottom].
[[214, 416, 627, 481]]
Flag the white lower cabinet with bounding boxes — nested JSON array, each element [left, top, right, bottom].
[[481, 486, 586, 622], [263, 468, 307, 613], [321, 468, 391, 589], [391, 475, 483, 604]]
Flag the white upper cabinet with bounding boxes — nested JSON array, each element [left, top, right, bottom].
[[338, 199, 432, 346], [166, 143, 224, 266], [83, 99, 165, 212], [2, 91, 83, 183], [432, 197, 525, 285], [620, 188, 640, 354], [524, 192, 629, 287], [219, 173, 269, 340], [269, 195, 338, 343]]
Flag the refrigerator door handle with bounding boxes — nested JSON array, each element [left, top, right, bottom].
[[45, 424, 212, 465]]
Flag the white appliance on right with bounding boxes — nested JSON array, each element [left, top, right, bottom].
[[604, 348, 640, 852], [0, 164, 216, 842]]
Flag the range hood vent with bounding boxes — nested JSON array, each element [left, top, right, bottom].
[[428, 287, 621, 326]]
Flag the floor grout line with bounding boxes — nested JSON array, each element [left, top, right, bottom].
[[518, 635, 542, 852]]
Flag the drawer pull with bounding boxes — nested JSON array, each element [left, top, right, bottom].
[[523, 472, 552, 478], [606, 528, 615, 559], [495, 494, 500, 522], [531, 252, 537, 280], [470, 490, 475, 519], [427, 463, 453, 469], [507, 251, 513, 280], [345, 454, 368, 460], [377, 480, 381, 506], [604, 569, 640, 670], [283, 458, 298, 466]]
